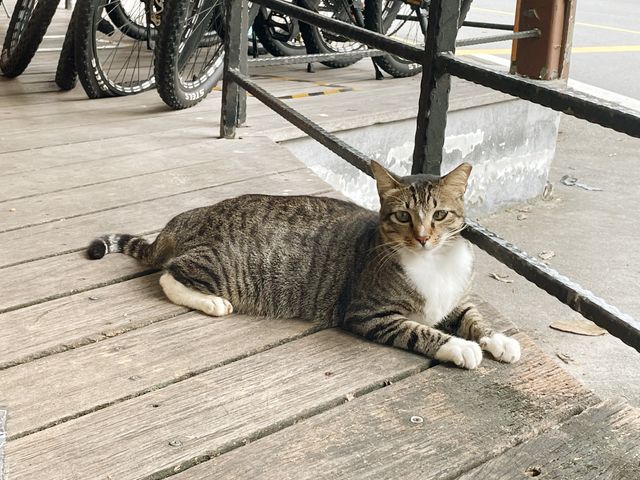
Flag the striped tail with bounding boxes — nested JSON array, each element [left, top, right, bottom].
[[86, 234, 154, 265]]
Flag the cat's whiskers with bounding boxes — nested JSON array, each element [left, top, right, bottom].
[[374, 243, 403, 274]]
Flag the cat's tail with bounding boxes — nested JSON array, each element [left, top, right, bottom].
[[86, 234, 158, 266]]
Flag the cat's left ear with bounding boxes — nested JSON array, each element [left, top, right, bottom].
[[440, 163, 472, 197], [370, 160, 401, 198]]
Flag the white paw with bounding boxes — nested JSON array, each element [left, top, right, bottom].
[[199, 296, 234, 316], [480, 333, 521, 363], [435, 337, 483, 370]]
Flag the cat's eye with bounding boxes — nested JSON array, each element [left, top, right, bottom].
[[433, 210, 448, 221], [393, 211, 411, 223]]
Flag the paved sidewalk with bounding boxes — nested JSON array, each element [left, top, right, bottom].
[[473, 113, 640, 406]]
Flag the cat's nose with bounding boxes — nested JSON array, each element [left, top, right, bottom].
[[415, 236, 429, 246]]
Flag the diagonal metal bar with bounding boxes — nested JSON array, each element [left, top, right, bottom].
[[438, 53, 640, 138], [252, 0, 425, 64], [463, 220, 640, 353], [227, 69, 373, 175]]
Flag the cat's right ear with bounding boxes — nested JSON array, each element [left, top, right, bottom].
[[370, 161, 401, 198]]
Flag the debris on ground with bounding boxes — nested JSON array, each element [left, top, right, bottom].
[[550, 319, 607, 336], [489, 273, 514, 284], [542, 181, 554, 200], [538, 250, 556, 261], [560, 175, 603, 191], [556, 352, 574, 364], [516, 213, 528, 221]]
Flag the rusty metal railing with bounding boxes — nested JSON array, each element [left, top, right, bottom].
[[220, 0, 640, 352]]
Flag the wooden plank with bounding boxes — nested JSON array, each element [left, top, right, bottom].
[[170, 334, 599, 480], [0, 312, 319, 439], [0, 140, 259, 202], [0, 274, 186, 368], [0, 109, 220, 154], [0, 168, 331, 267], [0, 128, 212, 176], [0, 137, 300, 231], [456, 399, 640, 480], [0, 250, 149, 313], [5, 329, 430, 480]]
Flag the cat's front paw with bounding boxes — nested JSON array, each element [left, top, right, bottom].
[[480, 333, 521, 363], [435, 337, 483, 369]]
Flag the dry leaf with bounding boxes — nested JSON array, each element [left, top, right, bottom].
[[538, 250, 555, 260], [549, 319, 606, 336], [556, 352, 574, 364], [489, 273, 513, 284]]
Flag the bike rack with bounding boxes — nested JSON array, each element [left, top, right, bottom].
[[221, 0, 640, 352]]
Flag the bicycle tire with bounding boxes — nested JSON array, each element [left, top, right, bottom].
[[253, 7, 306, 57], [75, 0, 157, 98], [55, 5, 79, 91], [297, 0, 364, 68], [154, 0, 225, 110], [0, 0, 59, 77], [364, 0, 473, 78]]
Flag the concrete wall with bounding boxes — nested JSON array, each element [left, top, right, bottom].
[[282, 98, 560, 217]]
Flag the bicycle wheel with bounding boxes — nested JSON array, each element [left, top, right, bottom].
[[365, 0, 473, 78], [75, 0, 157, 98], [0, 0, 59, 77], [253, 6, 306, 57], [297, 0, 365, 68], [154, 0, 225, 110], [55, 5, 79, 91], [364, 0, 424, 77]]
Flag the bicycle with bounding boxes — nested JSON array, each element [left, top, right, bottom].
[[1, 0, 61, 77]]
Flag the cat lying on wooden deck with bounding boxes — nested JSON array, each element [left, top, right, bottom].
[[87, 161, 520, 369]]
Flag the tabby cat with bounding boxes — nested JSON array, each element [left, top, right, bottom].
[[87, 161, 520, 369]]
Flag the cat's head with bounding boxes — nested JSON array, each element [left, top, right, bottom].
[[370, 161, 471, 253]]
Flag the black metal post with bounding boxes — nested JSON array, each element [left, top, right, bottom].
[[411, 0, 460, 175], [220, 0, 248, 139]]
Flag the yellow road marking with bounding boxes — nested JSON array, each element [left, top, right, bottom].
[[471, 7, 640, 35], [457, 45, 640, 55]]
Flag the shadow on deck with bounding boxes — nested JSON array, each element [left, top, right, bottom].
[[1, 7, 640, 479]]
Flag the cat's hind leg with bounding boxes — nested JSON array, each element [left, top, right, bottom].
[[160, 272, 233, 316], [159, 247, 233, 317]]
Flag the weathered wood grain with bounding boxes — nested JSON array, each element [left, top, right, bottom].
[[0, 168, 330, 267], [5, 330, 430, 480], [0, 249, 150, 313], [0, 137, 300, 231], [0, 274, 185, 368], [170, 334, 598, 480], [0, 128, 209, 175], [1, 312, 319, 439], [0, 140, 244, 202], [456, 399, 640, 480]]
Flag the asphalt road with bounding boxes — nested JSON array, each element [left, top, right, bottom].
[[460, 0, 640, 100]]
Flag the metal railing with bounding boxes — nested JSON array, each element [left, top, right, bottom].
[[220, 0, 640, 352]]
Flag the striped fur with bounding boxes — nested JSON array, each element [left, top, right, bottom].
[[86, 161, 520, 369]]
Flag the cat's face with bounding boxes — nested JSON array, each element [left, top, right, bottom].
[[371, 161, 471, 253]]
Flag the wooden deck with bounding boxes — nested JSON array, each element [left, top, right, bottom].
[[2, 5, 640, 479]]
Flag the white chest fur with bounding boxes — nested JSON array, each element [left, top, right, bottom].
[[399, 238, 474, 326]]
